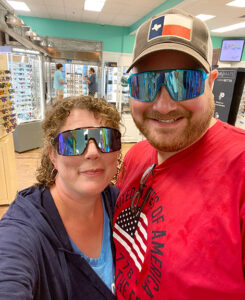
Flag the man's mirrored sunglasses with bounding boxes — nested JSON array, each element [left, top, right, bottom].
[[55, 127, 121, 156], [128, 69, 209, 102]]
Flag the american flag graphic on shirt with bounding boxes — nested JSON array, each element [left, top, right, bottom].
[[113, 207, 148, 272]]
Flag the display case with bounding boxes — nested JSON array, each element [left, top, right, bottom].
[[9, 50, 44, 123], [2, 47, 45, 152], [0, 52, 17, 204], [65, 63, 90, 97], [103, 64, 143, 142], [45, 60, 98, 102], [0, 49, 17, 136], [104, 65, 121, 108], [120, 67, 130, 114]]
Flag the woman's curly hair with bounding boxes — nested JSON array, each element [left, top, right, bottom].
[[36, 96, 122, 187]]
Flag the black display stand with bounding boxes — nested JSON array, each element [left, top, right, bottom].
[[213, 68, 245, 125]]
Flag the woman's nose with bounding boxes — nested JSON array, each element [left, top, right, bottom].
[[83, 140, 100, 159]]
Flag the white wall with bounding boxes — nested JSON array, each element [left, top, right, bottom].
[[102, 51, 132, 67], [218, 61, 245, 68]]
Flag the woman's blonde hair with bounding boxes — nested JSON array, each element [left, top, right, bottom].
[[36, 96, 122, 187]]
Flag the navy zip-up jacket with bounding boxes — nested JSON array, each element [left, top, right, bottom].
[[0, 185, 119, 300]]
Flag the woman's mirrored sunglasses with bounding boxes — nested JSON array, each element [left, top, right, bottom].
[[55, 126, 121, 156], [128, 69, 209, 102]]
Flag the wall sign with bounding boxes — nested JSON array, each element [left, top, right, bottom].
[[213, 68, 237, 122]]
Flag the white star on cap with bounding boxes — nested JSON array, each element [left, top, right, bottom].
[[152, 23, 162, 32]]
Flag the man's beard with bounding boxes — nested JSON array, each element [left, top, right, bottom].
[[132, 97, 215, 153]]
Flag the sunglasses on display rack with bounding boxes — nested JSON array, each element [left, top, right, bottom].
[[0, 107, 14, 114], [3, 119, 17, 128], [0, 76, 10, 81], [0, 70, 10, 75], [55, 127, 121, 156], [1, 113, 16, 120], [0, 97, 7, 102], [128, 69, 209, 102], [0, 83, 11, 88]]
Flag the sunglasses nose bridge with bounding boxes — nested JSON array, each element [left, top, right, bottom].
[[154, 82, 178, 106], [83, 138, 101, 157]]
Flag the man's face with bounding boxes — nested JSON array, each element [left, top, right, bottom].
[[130, 51, 217, 153]]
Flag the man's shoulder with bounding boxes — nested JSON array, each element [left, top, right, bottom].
[[125, 140, 152, 156], [123, 140, 154, 168], [216, 120, 245, 145]]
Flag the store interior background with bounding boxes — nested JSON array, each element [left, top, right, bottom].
[[0, 0, 245, 217]]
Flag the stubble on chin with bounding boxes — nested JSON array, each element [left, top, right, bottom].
[[132, 96, 215, 153]]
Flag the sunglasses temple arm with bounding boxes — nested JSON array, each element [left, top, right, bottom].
[[136, 187, 152, 217]]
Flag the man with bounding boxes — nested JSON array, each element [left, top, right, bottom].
[[53, 63, 66, 100], [113, 8, 245, 300], [83, 67, 97, 97]]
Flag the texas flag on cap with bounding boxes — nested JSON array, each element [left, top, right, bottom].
[[148, 14, 193, 41]]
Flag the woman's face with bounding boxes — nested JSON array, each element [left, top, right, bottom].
[[50, 108, 119, 199]]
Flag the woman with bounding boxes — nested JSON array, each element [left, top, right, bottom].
[[0, 96, 122, 299]]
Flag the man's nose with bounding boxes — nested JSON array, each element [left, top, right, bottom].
[[152, 85, 179, 114]]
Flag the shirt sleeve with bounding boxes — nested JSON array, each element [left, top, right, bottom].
[[89, 74, 95, 85], [0, 221, 38, 299]]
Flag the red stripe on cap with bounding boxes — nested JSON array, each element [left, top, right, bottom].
[[162, 24, 191, 40]]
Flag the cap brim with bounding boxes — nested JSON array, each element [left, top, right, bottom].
[[127, 43, 210, 73]]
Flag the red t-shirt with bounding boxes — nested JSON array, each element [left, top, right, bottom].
[[113, 120, 245, 300]]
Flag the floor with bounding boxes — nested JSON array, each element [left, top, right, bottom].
[[0, 143, 135, 218]]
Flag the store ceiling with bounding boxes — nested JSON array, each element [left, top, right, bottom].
[[2, 0, 245, 37]]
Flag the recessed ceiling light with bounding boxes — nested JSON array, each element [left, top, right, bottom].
[[226, 0, 245, 7], [196, 14, 216, 21], [84, 0, 106, 12], [7, 1, 30, 11], [212, 21, 245, 33]]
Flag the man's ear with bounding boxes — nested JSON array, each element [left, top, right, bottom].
[[209, 69, 218, 90], [48, 146, 57, 169]]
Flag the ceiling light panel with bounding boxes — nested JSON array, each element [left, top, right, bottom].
[[212, 21, 245, 33], [196, 14, 216, 21], [84, 0, 106, 12], [7, 1, 30, 11], [226, 0, 245, 7]]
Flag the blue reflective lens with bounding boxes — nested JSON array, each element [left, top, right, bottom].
[[128, 69, 208, 102], [55, 127, 121, 156]]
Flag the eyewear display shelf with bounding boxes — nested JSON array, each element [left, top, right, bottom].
[[105, 65, 143, 143], [47, 62, 98, 101], [65, 73, 85, 97], [104, 66, 120, 104], [8, 51, 44, 153], [0, 54, 17, 205]]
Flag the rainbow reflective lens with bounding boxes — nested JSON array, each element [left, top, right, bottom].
[[128, 69, 208, 102], [55, 127, 121, 156]]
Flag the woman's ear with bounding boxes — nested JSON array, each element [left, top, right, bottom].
[[209, 69, 218, 90], [48, 146, 57, 169]]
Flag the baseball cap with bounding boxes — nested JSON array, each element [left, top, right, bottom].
[[127, 8, 213, 73]]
